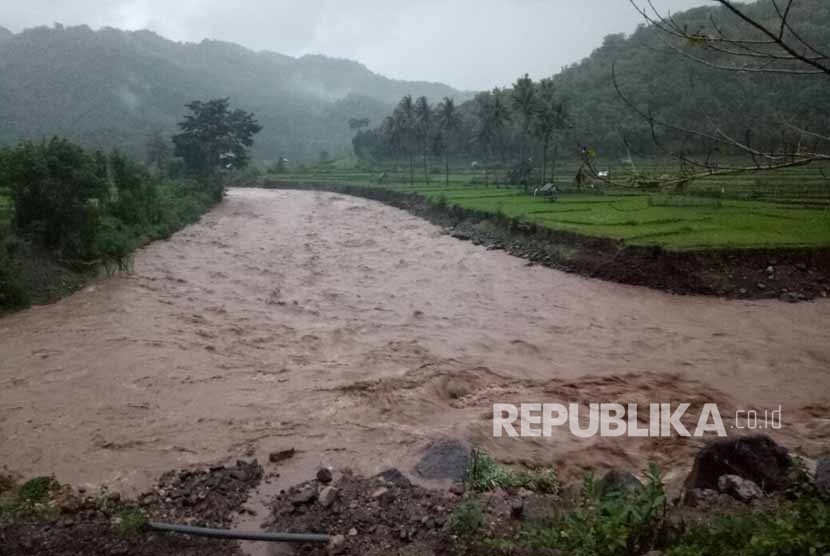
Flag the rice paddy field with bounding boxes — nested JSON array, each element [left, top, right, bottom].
[[265, 160, 830, 251]]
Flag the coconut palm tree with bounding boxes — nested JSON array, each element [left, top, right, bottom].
[[511, 74, 536, 191], [436, 97, 462, 186], [532, 78, 569, 187], [414, 96, 433, 184], [394, 95, 416, 185]]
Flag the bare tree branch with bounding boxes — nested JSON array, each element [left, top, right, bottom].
[[630, 0, 830, 75]]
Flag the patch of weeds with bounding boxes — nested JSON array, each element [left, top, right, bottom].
[[17, 476, 58, 505], [449, 497, 485, 553], [669, 496, 830, 556], [114, 508, 147, 537], [522, 465, 668, 556], [465, 449, 558, 494], [0, 476, 60, 518]]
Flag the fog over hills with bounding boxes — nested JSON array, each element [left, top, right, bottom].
[[0, 24, 471, 162]]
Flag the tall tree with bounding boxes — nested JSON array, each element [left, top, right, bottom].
[[511, 74, 537, 191], [394, 96, 417, 185], [145, 130, 172, 175], [436, 97, 462, 186], [489, 89, 512, 184], [532, 79, 569, 187], [172, 98, 262, 180], [414, 96, 433, 184]]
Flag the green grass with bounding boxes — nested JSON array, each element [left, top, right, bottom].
[[431, 191, 830, 249], [262, 164, 830, 250], [465, 449, 559, 494]]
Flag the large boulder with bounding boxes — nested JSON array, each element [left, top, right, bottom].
[[685, 435, 792, 493], [414, 439, 470, 481], [717, 474, 763, 503], [598, 470, 643, 497]]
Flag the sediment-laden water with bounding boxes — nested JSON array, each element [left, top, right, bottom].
[[1, 188, 828, 495]]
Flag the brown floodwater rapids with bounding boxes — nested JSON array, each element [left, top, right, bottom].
[[2, 188, 829, 498]]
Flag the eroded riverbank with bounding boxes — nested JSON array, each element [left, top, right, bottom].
[[1, 188, 829, 496]]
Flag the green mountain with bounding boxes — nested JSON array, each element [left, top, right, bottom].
[[0, 24, 471, 162], [547, 0, 830, 157], [355, 0, 828, 166]]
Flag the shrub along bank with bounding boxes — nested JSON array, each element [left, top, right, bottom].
[[0, 137, 220, 312]]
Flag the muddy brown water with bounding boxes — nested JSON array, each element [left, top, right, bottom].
[[2, 188, 829, 501]]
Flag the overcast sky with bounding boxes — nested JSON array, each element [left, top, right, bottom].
[[1, 0, 712, 90]]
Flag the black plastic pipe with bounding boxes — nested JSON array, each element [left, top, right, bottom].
[[148, 522, 330, 543]]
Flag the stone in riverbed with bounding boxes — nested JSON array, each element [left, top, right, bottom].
[[318, 486, 338, 508], [598, 470, 642, 496], [685, 434, 792, 493], [717, 474, 763, 502], [414, 439, 469, 481], [291, 487, 317, 506], [269, 448, 295, 464], [317, 467, 333, 484]]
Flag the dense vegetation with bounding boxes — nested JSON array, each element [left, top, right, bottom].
[[0, 98, 261, 311], [0, 24, 469, 164], [353, 0, 829, 186]]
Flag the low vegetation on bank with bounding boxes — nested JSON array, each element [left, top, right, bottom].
[[0, 139, 218, 312], [0, 97, 261, 313]]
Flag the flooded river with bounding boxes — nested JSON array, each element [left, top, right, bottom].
[[1, 188, 829, 495]]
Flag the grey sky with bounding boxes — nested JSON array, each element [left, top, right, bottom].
[[1, 0, 712, 90]]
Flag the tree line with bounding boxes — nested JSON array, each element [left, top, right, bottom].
[[352, 75, 570, 189], [352, 0, 829, 187], [0, 98, 260, 310]]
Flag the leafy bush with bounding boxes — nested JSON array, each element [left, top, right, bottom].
[[0, 235, 30, 309], [523, 465, 667, 556], [465, 449, 558, 494], [449, 498, 485, 553], [6, 138, 108, 259], [0, 138, 219, 310], [669, 496, 830, 556]]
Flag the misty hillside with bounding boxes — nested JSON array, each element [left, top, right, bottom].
[[546, 0, 830, 156], [0, 24, 471, 162], [395, 0, 827, 162]]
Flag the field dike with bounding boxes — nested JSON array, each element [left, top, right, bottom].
[[264, 181, 830, 301]]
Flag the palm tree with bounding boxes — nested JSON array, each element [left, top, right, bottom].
[[473, 90, 510, 186], [436, 97, 462, 187], [511, 74, 536, 191], [414, 96, 433, 184], [490, 89, 512, 185], [394, 95, 416, 185], [532, 78, 569, 187]]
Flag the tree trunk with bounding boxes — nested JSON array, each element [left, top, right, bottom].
[[541, 137, 549, 187], [445, 154, 449, 187], [550, 142, 559, 186], [423, 146, 429, 184]]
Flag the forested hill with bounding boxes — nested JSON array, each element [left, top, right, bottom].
[[354, 0, 828, 166], [0, 24, 470, 162], [548, 0, 829, 157]]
